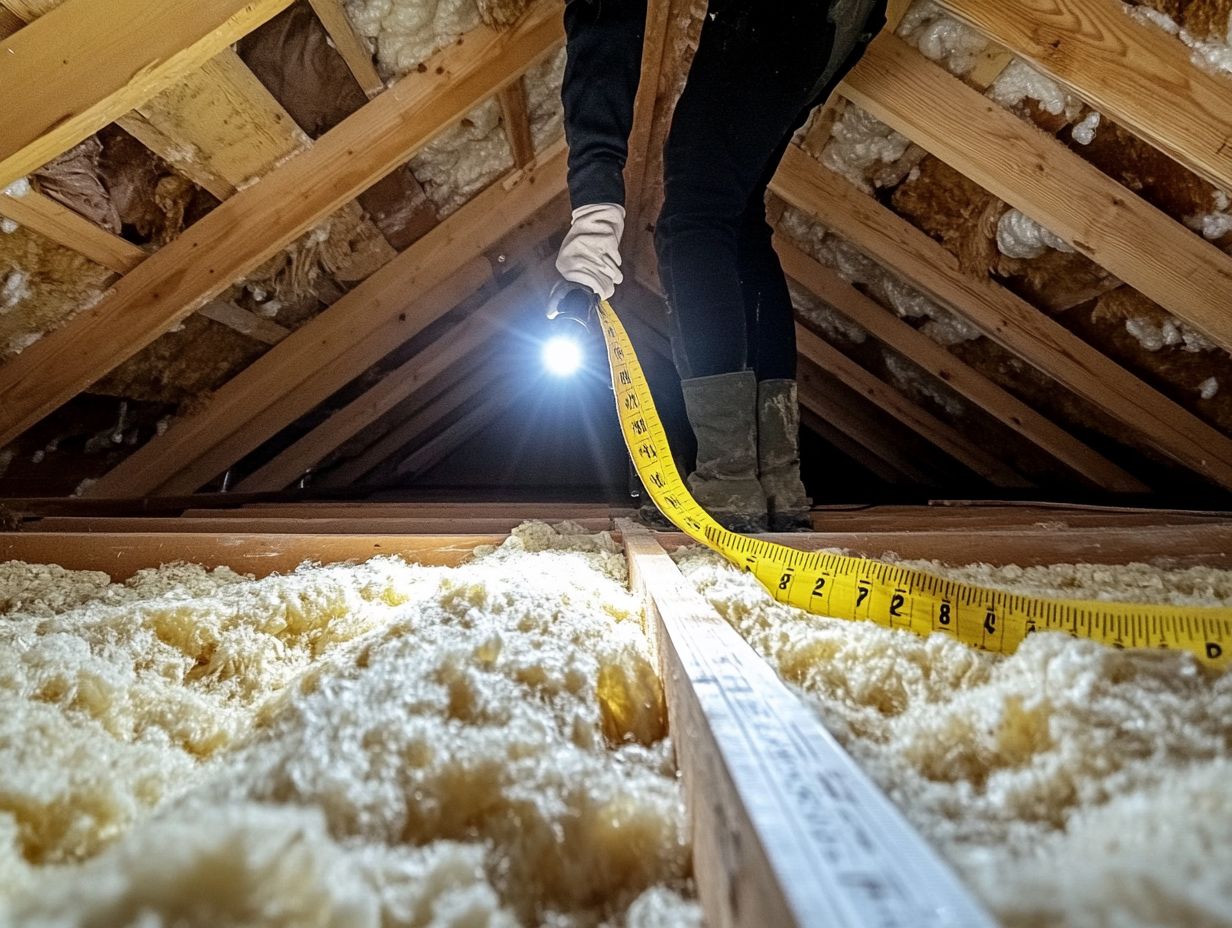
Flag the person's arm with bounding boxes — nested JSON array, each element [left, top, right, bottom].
[[561, 0, 648, 209], [553, 0, 646, 301]]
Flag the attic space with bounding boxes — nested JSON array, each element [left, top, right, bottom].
[[2, 0, 1232, 926]]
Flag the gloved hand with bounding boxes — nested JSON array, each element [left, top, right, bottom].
[[555, 202, 625, 301]]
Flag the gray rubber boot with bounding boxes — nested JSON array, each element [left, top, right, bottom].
[[681, 371, 768, 533], [758, 379, 812, 532]]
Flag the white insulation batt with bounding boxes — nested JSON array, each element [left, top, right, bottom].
[[676, 547, 1232, 928], [0, 523, 700, 928]]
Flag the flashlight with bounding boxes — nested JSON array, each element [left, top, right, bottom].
[[543, 280, 597, 377]]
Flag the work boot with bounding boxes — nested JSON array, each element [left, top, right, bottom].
[[758, 379, 812, 532], [681, 371, 768, 533]]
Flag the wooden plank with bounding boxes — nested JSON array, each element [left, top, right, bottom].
[[771, 145, 1232, 489], [0, 532, 502, 580], [0, 5, 22, 35], [652, 523, 1232, 569], [497, 78, 536, 168], [307, 0, 384, 98], [840, 35, 1232, 352], [318, 356, 507, 488], [199, 502, 617, 519], [27, 516, 612, 534], [806, 506, 1232, 532], [0, 186, 144, 273], [236, 261, 548, 491], [796, 325, 1032, 489], [933, 0, 1232, 194], [198, 301, 291, 346], [623, 0, 674, 241], [0, 0, 294, 188], [778, 239, 1148, 494], [396, 386, 527, 479], [86, 149, 567, 499], [0, 7, 565, 450], [621, 522, 994, 928]]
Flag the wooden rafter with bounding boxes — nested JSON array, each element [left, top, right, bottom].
[[799, 407, 915, 486], [933, 0, 1232, 194], [236, 261, 553, 492], [197, 302, 291, 346], [0, 186, 144, 274], [623, 0, 676, 240], [0, 0, 295, 188], [497, 78, 536, 168], [777, 239, 1148, 493], [771, 145, 1232, 489], [796, 325, 1032, 489], [840, 35, 1232, 352], [306, 0, 384, 98], [0, 7, 565, 451], [86, 150, 569, 498], [318, 357, 506, 488]]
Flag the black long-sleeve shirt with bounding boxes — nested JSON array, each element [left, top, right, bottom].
[[561, 0, 646, 209]]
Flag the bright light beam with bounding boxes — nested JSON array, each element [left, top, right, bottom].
[[542, 335, 583, 377]]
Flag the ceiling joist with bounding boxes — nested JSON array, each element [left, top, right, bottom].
[[771, 145, 1232, 490], [0, 5, 564, 451], [840, 35, 1232, 352], [0, 186, 145, 274], [306, 0, 384, 99]]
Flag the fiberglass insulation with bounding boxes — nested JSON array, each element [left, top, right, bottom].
[[0, 523, 699, 928], [675, 547, 1232, 928]]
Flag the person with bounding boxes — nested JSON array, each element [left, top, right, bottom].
[[555, 0, 888, 531]]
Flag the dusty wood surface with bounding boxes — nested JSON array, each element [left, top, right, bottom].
[[841, 35, 1232, 352], [307, 0, 384, 97], [0, 533, 503, 580], [0, 7, 564, 450], [198, 301, 292, 346], [779, 239, 1147, 494], [771, 145, 1232, 489], [0, 187, 145, 273], [0, 0, 294, 188], [497, 78, 537, 168], [934, 0, 1232, 193], [622, 522, 993, 928]]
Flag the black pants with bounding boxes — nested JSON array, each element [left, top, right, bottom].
[[655, 0, 886, 381]]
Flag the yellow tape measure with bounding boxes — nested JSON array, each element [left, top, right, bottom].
[[598, 301, 1232, 671]]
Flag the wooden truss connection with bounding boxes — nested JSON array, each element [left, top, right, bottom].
[[0, 4, 565, 451]]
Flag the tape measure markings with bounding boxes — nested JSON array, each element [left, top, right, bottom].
[[599, 301, 1232, 670]]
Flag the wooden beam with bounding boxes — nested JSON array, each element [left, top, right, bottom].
[[191, 502, 617, 519], [317, 357, 503, 487], [840, 35, 1232, 352], [798, 361, 946, 487], [27, 515, 612, 534], [86, 149, 567, 498], [652, 523, 1232, 569], [623, 0, 674, 240], [0, 186, 144, 273], [0, 532, 502, 580], [771, 145, 1232, 489], [933, 0, 1232, 194], [0, 0, 294, 188], [621, 522, 994, 928], [778, 239, 1148, 494], [805, 505, 1232, 533], [497, 79, 536, 168], [796, 324, 1032, 489], [235, 265, 540, 492], [0, 8, 565, 450], [197, 301, 291, 346], [0, 5, 21, 36], [307, 0, 384, 98], [396, 386, 525, 480]]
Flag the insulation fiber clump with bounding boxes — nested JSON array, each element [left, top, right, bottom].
[[675, 547, 1232, 927], [0, 523, 698, 927]]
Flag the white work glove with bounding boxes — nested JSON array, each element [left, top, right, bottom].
[[555, 203, 625, 301]]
